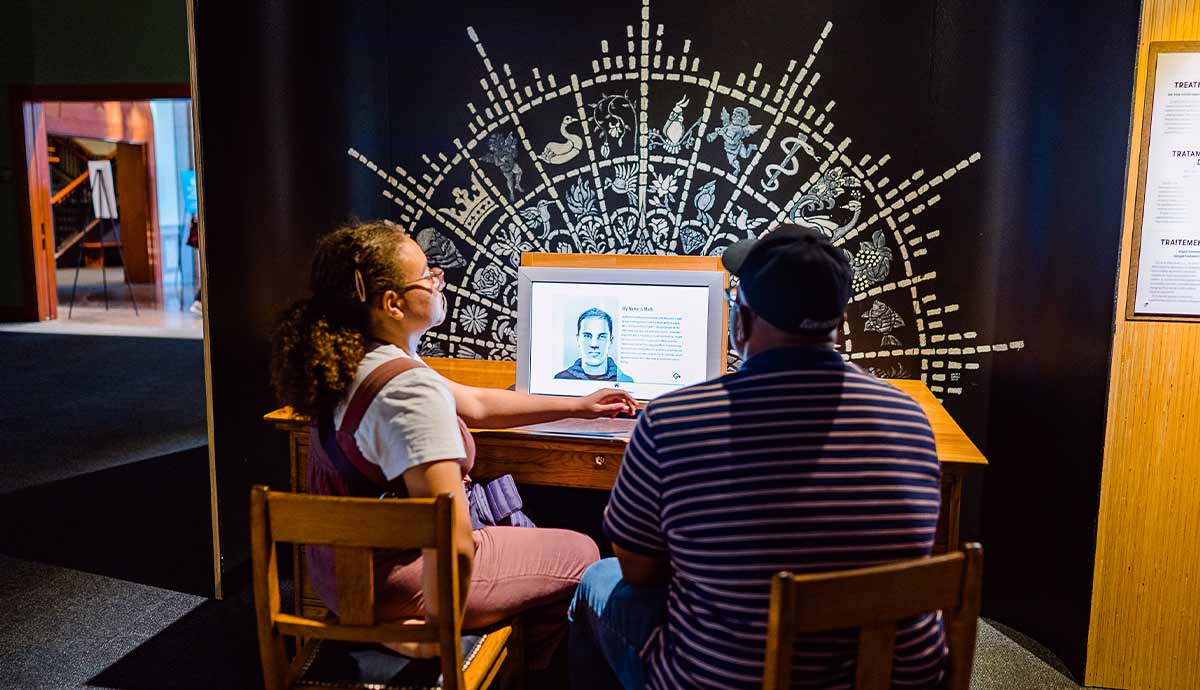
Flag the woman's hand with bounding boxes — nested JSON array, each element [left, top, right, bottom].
[[574, 388, 638, 418], [442, 377, 638, 427]]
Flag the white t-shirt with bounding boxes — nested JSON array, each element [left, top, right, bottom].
[[332, 344, 467, 481]]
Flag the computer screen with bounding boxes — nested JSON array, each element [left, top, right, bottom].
[[516, 266, 727, 401]]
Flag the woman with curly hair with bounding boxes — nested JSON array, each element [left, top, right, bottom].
[[271, 220, 635, 667]]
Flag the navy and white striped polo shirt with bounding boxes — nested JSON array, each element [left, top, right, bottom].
[[603, 345, 947, 690]]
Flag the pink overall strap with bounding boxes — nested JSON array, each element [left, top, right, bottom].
[[339, 357, 427, 434], [334, 357, 428, 489]]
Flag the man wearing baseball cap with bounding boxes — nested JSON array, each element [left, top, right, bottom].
[[720, 223, 854, 353], [570, 226, 947, 690]]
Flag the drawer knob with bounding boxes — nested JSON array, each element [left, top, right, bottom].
[[593, 455, 606, 467]]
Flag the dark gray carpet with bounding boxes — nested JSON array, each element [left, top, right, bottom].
[[0, 555, 205, 690], [0, 331, 223, 687], [0, 333, 207, 493], [972, 621, 1080, 690], [0, 446, 215, 595]]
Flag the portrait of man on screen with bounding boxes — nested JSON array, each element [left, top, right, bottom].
[[554, 307, 634, 382]]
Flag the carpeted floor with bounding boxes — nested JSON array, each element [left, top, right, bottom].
[[0, 333, 208, 493], [0, 554, 207, 690], [0, 446, 215, 595], [0, 331, 219, 687]]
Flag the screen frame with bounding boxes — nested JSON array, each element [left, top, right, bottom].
[[516, 266, 728, 400]]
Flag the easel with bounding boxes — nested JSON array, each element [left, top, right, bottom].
[[68, 165, 139, 317]]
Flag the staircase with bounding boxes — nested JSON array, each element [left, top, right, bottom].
[[48, 137, 120, 265]]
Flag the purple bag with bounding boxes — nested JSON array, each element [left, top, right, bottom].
[[467, 475, 536, 530]]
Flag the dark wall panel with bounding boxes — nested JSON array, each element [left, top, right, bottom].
[[193, 0, 1137, 675], [976, 1, 1139, 675], [192, 0, 393, 566]]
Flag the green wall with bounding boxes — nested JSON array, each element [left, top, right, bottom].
[[0, 0, 189, 316], [0, 0, 35, 314]]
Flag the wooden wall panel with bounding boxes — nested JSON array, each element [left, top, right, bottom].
[[20, 102, 55, 319], [115, 142, 154, 284], [1087, 2, 1200, 688]]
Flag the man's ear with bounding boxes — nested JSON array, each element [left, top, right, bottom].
[[832, 314, 846, 343], [379, 289, 405, 320], [735, 303, 754, 347]]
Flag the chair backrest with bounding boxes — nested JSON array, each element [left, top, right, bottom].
[[763, 543, 983, 690], [250, 485, 464, 690]]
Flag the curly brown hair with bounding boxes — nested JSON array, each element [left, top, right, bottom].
[[270, 221, 410, 419]]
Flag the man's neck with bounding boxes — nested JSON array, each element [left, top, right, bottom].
[[581, 358, 609, 376], [742, 335, 835, 361]]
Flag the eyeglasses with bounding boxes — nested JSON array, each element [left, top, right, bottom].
[[723, 285, 739, 307], [403, 266, 445, 292]]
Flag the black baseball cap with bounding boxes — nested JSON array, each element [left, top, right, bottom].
[[720, 225, 852, 334]]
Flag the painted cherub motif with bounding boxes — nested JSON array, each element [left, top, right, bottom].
[[707, 106, 761, 175], [479, 131, 524, 201]]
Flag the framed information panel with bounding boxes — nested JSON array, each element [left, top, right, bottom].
[[1128, 42, 1200, 320]]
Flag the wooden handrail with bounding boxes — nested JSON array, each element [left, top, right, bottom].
[[54, 218, 100, 259], [50, 170, 89, 206]]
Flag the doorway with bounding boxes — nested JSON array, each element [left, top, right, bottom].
[[11, 87, 199, 338]]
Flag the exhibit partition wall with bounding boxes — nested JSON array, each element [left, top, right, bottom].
[[190, 0, 1138, 676], [1088, 3, 1200, 690]]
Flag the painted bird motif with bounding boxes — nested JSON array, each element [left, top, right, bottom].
[[793, 199, 862, 243], [519, 199, 555, 239], [732, 205, 769, 234], [538, 116, 583, 165], [649, 96, 700, 154]]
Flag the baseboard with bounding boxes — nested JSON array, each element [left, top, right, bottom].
[[0, 305, 37, 323]]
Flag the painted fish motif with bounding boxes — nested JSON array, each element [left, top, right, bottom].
[[862, 300, 905, 334]]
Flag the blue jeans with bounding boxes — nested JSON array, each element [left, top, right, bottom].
[[568, 558, 668, 690]]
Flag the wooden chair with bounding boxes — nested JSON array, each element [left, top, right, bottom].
[[763, 543, 983, 690], [250, 485, 524, 690]]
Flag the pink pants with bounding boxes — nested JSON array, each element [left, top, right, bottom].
[[376, 526, 601, 669]]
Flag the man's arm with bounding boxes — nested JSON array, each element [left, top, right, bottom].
[[440, 378, 635, 428], [613, 544, 671, 587], [603, 411, 671, 586]]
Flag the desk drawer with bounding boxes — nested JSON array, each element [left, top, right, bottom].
[[472, 436, 622, 490]]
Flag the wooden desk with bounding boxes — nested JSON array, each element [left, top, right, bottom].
[[266, 357, 986, 617]]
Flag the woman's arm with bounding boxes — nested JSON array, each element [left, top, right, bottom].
[[442, 379, 637, 428], [402, 459, 475, 620], [381, 459, 473, 658]]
